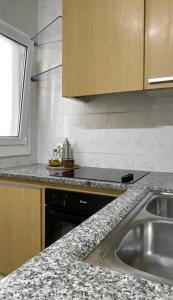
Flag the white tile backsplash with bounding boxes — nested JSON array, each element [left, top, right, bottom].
[[0, 0, 37, 37], [37, 0, 173, 173], [134, 153, 173, 173], [75, 152, 134, 170], [38, 0, 61, 31]]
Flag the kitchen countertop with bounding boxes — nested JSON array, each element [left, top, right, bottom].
[[0, 163, 126, 191], [0, 164, 173, 299]]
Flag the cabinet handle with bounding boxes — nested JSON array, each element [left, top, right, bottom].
[[148, 76, 173, 84]]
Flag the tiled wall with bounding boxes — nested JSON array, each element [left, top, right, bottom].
[[37, 0, 173, 172], [0, 0, 38, 168]]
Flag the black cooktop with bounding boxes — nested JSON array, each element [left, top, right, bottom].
[[54, 167, 149, 184]]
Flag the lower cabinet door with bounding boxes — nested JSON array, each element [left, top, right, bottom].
[[0, 184, 42, 275]]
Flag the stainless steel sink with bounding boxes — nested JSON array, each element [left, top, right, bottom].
[[84, 191, 173, 286], [147, 192, 173, 218], [117, 220, 173, 281]]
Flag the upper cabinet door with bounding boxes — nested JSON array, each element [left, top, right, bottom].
[[62, 0, 144, 97], [145, 0, 173, 89]]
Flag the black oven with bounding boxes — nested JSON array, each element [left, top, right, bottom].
[[45, 188, 115, 247]]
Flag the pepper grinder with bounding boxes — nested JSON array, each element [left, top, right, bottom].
[[62, 138, 74, 168]]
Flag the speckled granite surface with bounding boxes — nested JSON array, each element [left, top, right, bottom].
[[0, 164, 173, 299], [0, 164, 126, 191]]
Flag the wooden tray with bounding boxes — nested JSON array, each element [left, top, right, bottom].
[[47, 164, 80, 171]]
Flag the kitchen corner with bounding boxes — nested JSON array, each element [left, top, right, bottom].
[[1, 0, 173, 299], [0, 165, 172, 299]]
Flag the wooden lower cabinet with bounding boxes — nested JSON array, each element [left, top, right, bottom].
[[0, 183, 42, 275]]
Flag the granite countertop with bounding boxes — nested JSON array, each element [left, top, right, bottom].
[[0, 164, 173, 299], [0, 163, 126, 191]]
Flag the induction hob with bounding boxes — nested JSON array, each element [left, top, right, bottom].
[[51, 167, 149, 184]]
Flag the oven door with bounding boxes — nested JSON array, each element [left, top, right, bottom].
[[45, 206, 86, 247]]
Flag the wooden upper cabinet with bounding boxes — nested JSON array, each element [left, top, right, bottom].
[[62, 0, 144, 97], [145, 0, 173, 89]]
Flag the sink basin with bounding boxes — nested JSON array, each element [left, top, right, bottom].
[[147, 193, 173, 218], [84, 191, 173, 285], [117, 221, 173, 281]]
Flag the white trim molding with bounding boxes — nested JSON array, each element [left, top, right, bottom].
[[0, 19, 34, 157]]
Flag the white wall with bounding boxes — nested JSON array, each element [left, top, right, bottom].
[[0, 0, 37, 37], [0, 0, 38, 168], [37, 0, 173, 172]]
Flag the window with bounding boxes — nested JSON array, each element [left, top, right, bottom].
[[0, 19, 33, 153], [0, 35, 26, 137]]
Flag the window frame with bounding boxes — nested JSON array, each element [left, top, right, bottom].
[[0, 19, 33, 148]]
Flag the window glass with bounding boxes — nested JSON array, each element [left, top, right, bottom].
[[0, 34, 27, 137]]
